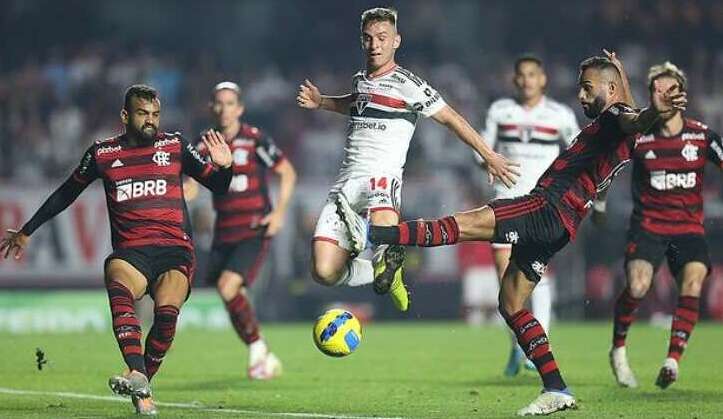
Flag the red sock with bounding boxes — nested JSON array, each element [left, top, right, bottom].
[[668, 296, 699, 362], [144, 305, 179, 380], [612, 287, 642, 348], [506, 309, 566, 391], [370, 216, 459, 247], [106, 282, 146, 375], [226, 293, 260, 345]]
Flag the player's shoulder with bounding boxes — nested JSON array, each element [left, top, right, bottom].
[[91, 134, 122, 155], [239, 122, 265, 141], [543, 97, 576, 115], [684, 118, 708, 132], [392, 65, 429, 87], [488, 97, 517, 112]]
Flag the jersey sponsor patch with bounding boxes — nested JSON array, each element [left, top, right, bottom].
[[650, 171, 697, 190], [116, 179, 168, 202]]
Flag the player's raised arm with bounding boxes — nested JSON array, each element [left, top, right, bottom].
[[0, 146, 99, 259], [296, 79, 352, 115], [181, 131, 232, 194], [618, 80, 687, 135], [431, 104, 520, 188]]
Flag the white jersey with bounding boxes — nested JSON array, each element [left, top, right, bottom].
[[338, 65, 447, 181], [482, 96, 579, 198]]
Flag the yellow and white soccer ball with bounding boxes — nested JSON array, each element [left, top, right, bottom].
[[312, 309, 363, 357]]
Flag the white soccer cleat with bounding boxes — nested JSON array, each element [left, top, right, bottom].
[[334, 193, 368, 257], [516, 389, 576, 416], [248, 352, 283, 380], [655, 357, 679, 389], [609, 346, 639, 388]]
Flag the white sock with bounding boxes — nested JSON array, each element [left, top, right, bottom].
[[336, 258, 374, 287], [531, 275, 553, 334], [249, 339, 268, 366]]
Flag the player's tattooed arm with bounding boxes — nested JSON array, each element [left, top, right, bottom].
[[603, 49, 636, 109], [431, 105, 521, 188], [618, 81, 687, 135], [296, 79, 352, 114]]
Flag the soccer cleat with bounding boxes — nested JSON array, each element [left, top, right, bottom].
[[655, 357, 678, 389], [248, 352, 283, 380], [372, 245, 409, 311], [504, 346, 524, 377], [609, 346, 639, 388], [334, 193, 368, 258], [108, 370, 157, 415], [516, 388, 577, 416]]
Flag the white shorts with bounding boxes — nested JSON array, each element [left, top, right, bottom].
[[313, 174, 402, 251]]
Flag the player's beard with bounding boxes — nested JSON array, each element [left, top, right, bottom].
[[130, 123, 158, 142], [582, 95, 606, 118]]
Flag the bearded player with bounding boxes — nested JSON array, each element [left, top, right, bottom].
[[339, 51, 686, 415], [0, 85, 232, 415], [296, 7, 519, 311], [194, 82, 297, 380], [482, 56, 580, 376], [599, 62, 723, 390]]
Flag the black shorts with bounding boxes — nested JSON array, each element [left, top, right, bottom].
[[206, 237, 270, 286], [625, 227, 711, 277], [105, 246, 195, 297], [490, 195, 570, 282]]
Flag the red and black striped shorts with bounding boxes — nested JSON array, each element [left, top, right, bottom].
[[489, 194, 569, 282]]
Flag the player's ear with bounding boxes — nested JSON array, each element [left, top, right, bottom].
[[120, 108, 129, 125], [238, 103, 245, 117], [393, 33, 401, 49]]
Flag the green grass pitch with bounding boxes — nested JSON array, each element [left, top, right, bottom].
[[1, 322, 722, 418]]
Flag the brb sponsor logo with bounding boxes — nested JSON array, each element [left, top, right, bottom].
[[650, 171, 697, 190], [116, 179, 167, 202]]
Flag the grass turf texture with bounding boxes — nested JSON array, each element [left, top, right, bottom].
[[1, 323, 722, 418]]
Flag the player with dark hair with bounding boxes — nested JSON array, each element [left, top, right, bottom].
[[336, 51, 686, 415], [296, 7, 519, 312], [193, 81, 297, 379], [0, 84, 232, 415], [599, 62, 723, 390], [481, 55, 579, 376]]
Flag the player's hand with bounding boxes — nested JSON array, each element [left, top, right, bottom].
[[202, 130, 232, 169], [0, 229, 29, 260], [653, 79, 687, 114], [259, 211, 284, 237], [297, 79, 322, 110], [485, 152, 521, 189]]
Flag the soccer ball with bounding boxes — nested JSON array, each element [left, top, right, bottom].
[[312, 309, 363, 357]]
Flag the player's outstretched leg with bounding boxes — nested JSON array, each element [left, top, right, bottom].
[[657, 262, 706, 389], [218, 271, 282, 380], [610, 260, 651, 388], [499, 265, 575, 416], [368, 205, 497, 247]]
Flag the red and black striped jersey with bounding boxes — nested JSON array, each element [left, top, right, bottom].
[[630, 118, 723, 236], [21, 132, 231, 251], [197, 123, 286, 244], [533, 103, 634, 238]]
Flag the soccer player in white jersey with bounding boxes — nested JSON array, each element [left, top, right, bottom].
[[481, 56, 579, 375], [296, 7, 519, 311]]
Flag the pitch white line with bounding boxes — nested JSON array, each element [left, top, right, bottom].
[[0, 387, 403, 419]]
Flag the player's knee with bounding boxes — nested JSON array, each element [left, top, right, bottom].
[[497, 294, 521, 321], [680, 264, 708, 296], [217, 271, 243, 301], [626, 261, 653, 298], [153, 274, 189, 307], [628, 277, 652, 298], [311, 260, 344, 286]]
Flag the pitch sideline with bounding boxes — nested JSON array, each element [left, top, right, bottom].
[[0, 387, 404, 419]]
